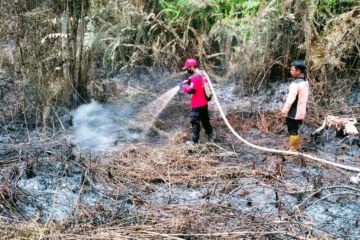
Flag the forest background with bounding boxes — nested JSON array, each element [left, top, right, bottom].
[[0, 0, 359, 122]]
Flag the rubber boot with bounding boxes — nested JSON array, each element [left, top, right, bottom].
[[289, 135, 300, 151]]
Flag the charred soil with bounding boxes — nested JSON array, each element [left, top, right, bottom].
[[1, 69, 359, 239]]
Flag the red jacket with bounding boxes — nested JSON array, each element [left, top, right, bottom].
[[182, 73, 208, 109]]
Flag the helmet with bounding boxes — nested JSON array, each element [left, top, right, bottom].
[[182, 58, 198, 70]]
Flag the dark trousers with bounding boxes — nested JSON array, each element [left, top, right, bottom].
[[286, 117, 302, 136], [190, 106, 213, 143]]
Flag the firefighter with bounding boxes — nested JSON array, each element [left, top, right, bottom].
[[179, 58, 213, 145], [281, 60, 309, 151]]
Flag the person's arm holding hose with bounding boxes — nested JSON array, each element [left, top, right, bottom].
[[180, 78, 196, 94]]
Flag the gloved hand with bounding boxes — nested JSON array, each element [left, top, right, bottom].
[[178, 82, 184, 88]]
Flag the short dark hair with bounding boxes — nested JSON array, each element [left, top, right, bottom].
[[291, 60, 306, 73]]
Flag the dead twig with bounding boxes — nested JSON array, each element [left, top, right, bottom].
[[298, 185, 360, 209]]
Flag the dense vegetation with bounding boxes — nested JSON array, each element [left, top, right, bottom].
[[0, 0, 359, 120]]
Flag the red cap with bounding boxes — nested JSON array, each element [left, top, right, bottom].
[[182, 58, 198, 70]]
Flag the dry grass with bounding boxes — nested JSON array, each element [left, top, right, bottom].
[[1, 1, 359, 238], [1, 116, 358, 239], [0, 69, 358, 239], [84, 142, 236, 190], [214, 112, 285, 135]]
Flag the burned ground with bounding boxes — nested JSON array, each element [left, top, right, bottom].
[[0, 69, 359, 239]]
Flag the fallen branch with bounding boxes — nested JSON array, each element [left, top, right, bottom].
[[312, 115, 359, 136], [297, 185, 360, 209], [309, 192, 360, 207]]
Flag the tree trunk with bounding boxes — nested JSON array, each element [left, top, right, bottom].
[[62, 11, 72, 97], [74, 18, 83, 90], [59, 0, 90, 107]]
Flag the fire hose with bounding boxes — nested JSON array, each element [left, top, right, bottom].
[[206, 78, 360, 173]]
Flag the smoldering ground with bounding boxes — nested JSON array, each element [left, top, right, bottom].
[[0, 70, 359, 239]]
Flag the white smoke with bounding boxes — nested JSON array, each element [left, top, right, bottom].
[[71, 100, 140, 154], [71, 86, 180, 154]]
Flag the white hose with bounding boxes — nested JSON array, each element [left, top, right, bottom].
[[207, 79, 360, 173]]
